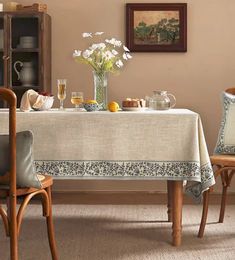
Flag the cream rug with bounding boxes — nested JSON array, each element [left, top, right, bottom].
[[0, 205, 235, 260]]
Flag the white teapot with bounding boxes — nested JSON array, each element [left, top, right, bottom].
[[146, 90, 176, 110]]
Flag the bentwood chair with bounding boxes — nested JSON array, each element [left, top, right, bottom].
[[0, 88, 58, 260], [198, 87, 235, 237]]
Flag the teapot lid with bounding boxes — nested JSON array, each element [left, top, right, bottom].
[[154, 90, 167, 95]]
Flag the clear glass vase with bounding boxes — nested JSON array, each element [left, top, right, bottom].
[[93, 71, 108, 110]]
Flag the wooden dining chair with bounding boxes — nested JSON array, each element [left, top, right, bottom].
[[198, 87, 235, 238], [0, 88, 58, 260]]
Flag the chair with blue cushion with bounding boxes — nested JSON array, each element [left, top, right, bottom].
[[0, 88, 58, 260], [198, 87, 235, 237]]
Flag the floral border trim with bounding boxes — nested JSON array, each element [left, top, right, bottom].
[[185, 161, 215, 203], [35, 160, 202, 178], [214, 92, 235, 154], [34, 160, 214, 201]]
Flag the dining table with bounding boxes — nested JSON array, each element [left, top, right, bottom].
[[0, 108, 215, 246]]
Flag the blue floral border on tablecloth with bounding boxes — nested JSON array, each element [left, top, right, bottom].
[[34, 160, 215, 202]]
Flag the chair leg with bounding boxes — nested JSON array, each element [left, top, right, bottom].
[[198, 190, 210, 238], [219, 185, 228, 223], [0, 205, 9, 236], [45, 186, 58, 260], [8, 196, 18, 260]]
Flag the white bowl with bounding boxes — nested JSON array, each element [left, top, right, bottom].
[[33, 96, 54, 111]]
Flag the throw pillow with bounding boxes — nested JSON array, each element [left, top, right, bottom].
[[214, 92, 235, 154], [0, 130, 42, 188]]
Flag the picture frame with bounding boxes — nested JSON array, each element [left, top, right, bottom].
[[126, 3, 187, 52]]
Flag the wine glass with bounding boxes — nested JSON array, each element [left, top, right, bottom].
[[57, 79, 66, 110], [71, 91, 84, 111]]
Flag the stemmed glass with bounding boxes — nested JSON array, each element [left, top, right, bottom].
[[57, 79, 66, 110], [71, 91, 84, 111]]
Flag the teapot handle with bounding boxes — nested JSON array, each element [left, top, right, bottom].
[[13, 61, 23, 80], [167, 93, 176, 108]]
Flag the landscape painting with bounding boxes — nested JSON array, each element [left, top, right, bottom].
[[126, 3, 187, 52], [134, 10, 180, 45]]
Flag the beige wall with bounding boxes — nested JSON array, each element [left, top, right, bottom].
[[4, 0, 235, 193]]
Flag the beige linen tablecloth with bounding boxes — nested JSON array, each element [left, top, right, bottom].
[[0, 108, 215, 202]]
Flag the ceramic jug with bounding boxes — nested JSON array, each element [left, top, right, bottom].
[[14, 61, 36, 86], [146, 90, 176, 110]]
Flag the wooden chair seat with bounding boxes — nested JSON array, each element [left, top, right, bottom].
[[0, 175, 53, 197], [210, 154, 235, 167]]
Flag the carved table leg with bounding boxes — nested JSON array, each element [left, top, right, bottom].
[[167, 180, 173, 222], [172, 181, 183, 246]]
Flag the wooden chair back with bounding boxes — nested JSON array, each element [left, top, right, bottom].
[[0, 88, 18, 259], [0, 88, 58, 260]]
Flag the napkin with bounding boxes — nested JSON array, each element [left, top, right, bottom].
[[20, 89, 46, 112]]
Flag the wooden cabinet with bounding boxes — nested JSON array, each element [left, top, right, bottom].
[[0, 12, 51, 107]]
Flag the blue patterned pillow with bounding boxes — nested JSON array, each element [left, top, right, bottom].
[[214, 92, 235, 154]]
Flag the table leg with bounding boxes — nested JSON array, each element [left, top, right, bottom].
[[167, 181, 173, 222], [172, 181, 183, 246]]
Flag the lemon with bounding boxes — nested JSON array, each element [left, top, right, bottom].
[[108, 101, 119, 112], [85, 100, 98, 104]]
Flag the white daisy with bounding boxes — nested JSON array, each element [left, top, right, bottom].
[[73, 50, 81, 57], [82, 49, 93, 59], [82, 32, 92, 38], [105, 38, 122, 47], [123, 45, 130, 52], [95, 32, 104, 35], [116, 60, 124, 68], [103, 50, 114, 60], [111, 49, 118, 55], [123, 52, 132, 60], [96, 43, 106, 49]]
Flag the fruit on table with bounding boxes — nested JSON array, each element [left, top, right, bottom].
[[108, 101, 119, 112], [39, 91, 54, 97], [85, 99, 98, 104]]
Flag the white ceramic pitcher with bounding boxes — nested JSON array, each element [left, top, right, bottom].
[[14, 61, 36, 86]]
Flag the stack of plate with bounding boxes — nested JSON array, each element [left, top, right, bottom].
[[17, 36, 37, 48]]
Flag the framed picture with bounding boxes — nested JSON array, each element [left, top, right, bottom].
[[126, 3, 187, 52]]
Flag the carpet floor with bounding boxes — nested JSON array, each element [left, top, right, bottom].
[[0, 204, 235, 260]]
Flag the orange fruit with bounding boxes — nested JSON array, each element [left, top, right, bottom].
[[108, 101, 119, 112], [85, 100, 98, 104]]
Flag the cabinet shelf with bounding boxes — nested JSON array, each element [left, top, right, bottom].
[[11, 48, 39, 53], [12, 85, 39, 89]]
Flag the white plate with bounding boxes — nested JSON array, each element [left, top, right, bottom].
[[122, 107, 147, 112]]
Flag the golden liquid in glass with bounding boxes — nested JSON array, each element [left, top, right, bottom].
[[71, 97, 83, 105], [57, 84, 66, 100]]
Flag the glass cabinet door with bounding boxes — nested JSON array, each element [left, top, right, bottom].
[[10, 16, 40, 106], [0, 12, 51, 108], [0, 16, 4, 107], [0, 17, 3, 84]]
